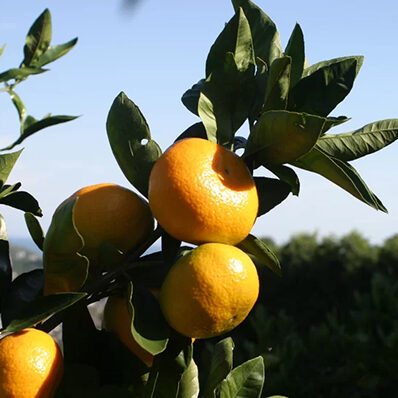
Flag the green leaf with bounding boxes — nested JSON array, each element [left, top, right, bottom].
[[174, 122, 207, 142], [0, 67, 47, 83], [162, 230, 181, 267], [181, 79, 205, 116], [317, 119, 398, 161], [284, 23, 305, 87], [289, 56, 363, 116], [127, 282, 169, 356], [22, 8, 52, 67], [177, 359, 200, 398], [2, 115, 78, 151], [0, 183, 21, 199], [106, 92, 162, 197], [1, 269, 43, 328], [262, 56, 291, 112], [43, 198, 89, 294], [203, 337, 234, 398], [0, 150, 23, 185], [265, 164, 300, 196], [0, 215, 11, 311], [24, 212, 44, 251], [9, 89, 26, 123], [244, 110, 326, 166], [217, 356, 265, 398], [238, 234, 281, 276], [35, 37, 78, 67], [292, 147, 387, 212], [0, 191, 42, 216], [0, 44, 5, 57], [249, 57, 268, 124], [231, 0, 282, 68], [321, 115, 350, 135], [0, 292, 86, 334], [234, 8, 255, 72], [254, 177, 291, 216]]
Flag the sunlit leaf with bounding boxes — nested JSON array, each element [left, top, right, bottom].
[[0, 67, 47, 83], [0, 150, 23, 185], [35, 38, 78, 67], [9, 89, 26, 122], [177, 359, 200, 398]]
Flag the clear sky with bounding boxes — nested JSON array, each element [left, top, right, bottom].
[[0, 0, 397, 245]]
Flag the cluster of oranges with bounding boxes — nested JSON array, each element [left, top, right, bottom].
[[0, 137, 260, 396]]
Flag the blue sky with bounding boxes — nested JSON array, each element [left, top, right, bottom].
[[0, 0, 397, 245]]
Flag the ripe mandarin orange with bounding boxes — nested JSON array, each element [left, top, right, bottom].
[[159, 243, 259, 339], [0, 328, 63, 398], [148, 138, 258, 245]]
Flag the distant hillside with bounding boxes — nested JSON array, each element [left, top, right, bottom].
[[10, 245, 42, 276]]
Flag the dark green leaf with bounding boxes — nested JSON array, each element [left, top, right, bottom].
[[244, 110, 326, 166], [0, 183, 21, 199], [0, 215, 11, 311], [234, 8, 255, 72], [9, 89, 26, 122], [231, 0, 282, 68], [238, 234, 281, 276], [22, 9, 52, 67], [0, 150, 23, 185], [203, 337, 234, 398], [181, 79, 205, 116], [234, 136, 247, 151], [249, 57, 268, 124], [175, 122, 207, 142], [289, 57, 363, 116], [217, 356, 265, 398], [128, 282, 169, 356], [0, 67, 47, 83], [1, 269, 43, 328], [317, 119, 398, 161], [162, 230, 181, 267], [1, 292, 86, 334], [43, 198, 89, 294], [302, 55, 363, 78], [24, 212, 44, 251], [0, 191, 42, 216], [2, 115, 78, 151], [284, 23, 305, 87], [321, 116, 350, 135], [177, 359, 200, 398], [98, 241, 124, 272], [35, 38, 78, 67], [262, 56, 291, 112], [254, 177, 291, 216], [292, 147, 387, 212], [265, 164, 300, 196], [107, 92, 162, 197]]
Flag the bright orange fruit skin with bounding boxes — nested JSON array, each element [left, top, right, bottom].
[[0, 328, 63, 398], [159, 243, 259, 339], [148, 138, 258, 245]]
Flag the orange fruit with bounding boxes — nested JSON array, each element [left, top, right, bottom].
[[159, 243, 259, 339], [0, 328, 63, 398], [148, 137, 258, 245], [103, 295, 154, 366]]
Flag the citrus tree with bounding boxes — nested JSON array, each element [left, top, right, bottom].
[[0, 1, 398, 397]]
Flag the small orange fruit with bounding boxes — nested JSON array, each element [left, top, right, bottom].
[[103, 295, 154, 366], [148, 137, 258, 245], [0, 328, 63, 398], [159, 243, 259, 339]]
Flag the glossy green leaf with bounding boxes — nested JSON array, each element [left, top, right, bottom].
[[177, 359, 200, 398], [0, 150, 23, 185], [217, 356, 265, 398], [254, 177, 291, 216], [289, 57, 363, 116], [266, 164, 300, 196], [244, 110, 326, 166], [181, 79, 205, 116], [0, 215, 11, 311], [0, 292, 86, 334], [231, 0, 282, 68], [238, 234, 281, 276], [249, 57, 268, 123], [262, 56, 291, 112], [0, 191, 42, 216], [2, 115, 78, 151], [174, 122, 207, 142], [127, 282, 169, 356], [203, 337, 234, 398], [0, 67, 47, 83], [1, 269, 43, 328], [24, 212, 44, 251], [284, 23, 305, 87], [106, 92, 162, 197], [317, 119, 398, 161], [292, 147, 387, 212], [35, 38, 78, 67], [237, 235, 282, 276], [43, 198, 89, 294], [22, 8, 52, 67], [9, 89, 26, 122]]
